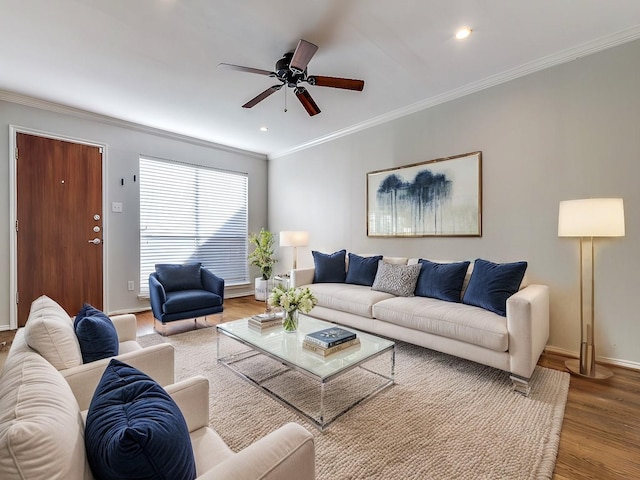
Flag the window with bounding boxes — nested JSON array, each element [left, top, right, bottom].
[[139, 157, 248, 296]]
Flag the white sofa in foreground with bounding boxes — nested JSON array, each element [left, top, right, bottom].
[[291, 255, 549, 395], [0, 347, 315, 479], [12, 294, 176, 409], [0, 297, 315, 479]]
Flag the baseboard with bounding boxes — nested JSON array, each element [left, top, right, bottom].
[[108, 306, 151, 316], [544, 345, 640, 371]]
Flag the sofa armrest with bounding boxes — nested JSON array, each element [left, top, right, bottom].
[[63, 343, 175, 410], [164, 376, 210, 432], [202, 268, 225, 299], [291, 268, 315, 288], [110, 314, 138, 342], [506, 284, 550, 379], [198, 423, 315, 480]]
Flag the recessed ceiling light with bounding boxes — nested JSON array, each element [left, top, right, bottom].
[[455, 27, 472, 40], [260, 126, 268, 132]]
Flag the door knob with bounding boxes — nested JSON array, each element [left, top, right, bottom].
[[88, 238, 102, 245]]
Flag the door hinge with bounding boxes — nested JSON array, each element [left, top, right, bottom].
[[16, 292, 18, 304], [15, 146, 18, 160], [15, 220, 18, 232]]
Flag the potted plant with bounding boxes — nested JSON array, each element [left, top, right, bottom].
[[248, 228, 277, 300]]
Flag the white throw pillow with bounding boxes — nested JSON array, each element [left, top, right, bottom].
[[23, 295, 82, 370], [0, 351, 91, 479]]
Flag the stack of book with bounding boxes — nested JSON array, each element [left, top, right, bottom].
[[248, 312, 283, 331], [303, 327, 360, 357]]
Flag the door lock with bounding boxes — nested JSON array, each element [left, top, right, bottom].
[[88, 238, 102, 245]]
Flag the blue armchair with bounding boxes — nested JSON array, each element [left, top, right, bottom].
[[149, 262, 224, 335]]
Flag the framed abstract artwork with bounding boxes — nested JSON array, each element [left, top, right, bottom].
[[367, 151, 482, 237]]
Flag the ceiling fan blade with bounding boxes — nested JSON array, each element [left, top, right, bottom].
[[218, 63, 275, 77], [307, 75, 365, 91], [289, 39, 318, 74], [242, 85, 283, 108], [295, 87, 321, 116]]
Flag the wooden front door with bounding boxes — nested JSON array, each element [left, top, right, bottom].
[[16, 132, 104, 327]]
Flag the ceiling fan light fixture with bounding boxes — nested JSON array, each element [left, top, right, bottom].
[[222, 38, 363, 116], [456, 27, 472, 40]]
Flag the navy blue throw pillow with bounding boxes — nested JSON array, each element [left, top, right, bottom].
[[74, 304, 119, 363], [462, 259, 528, 316], [85, 359, 196, 480], [345, 254, 384, 286], [155, 262, 202, 292], [415, 260, 470, 303], [312, 250, 347, 283]]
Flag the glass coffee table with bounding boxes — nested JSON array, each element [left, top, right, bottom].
[[217, 314, 395, 430]]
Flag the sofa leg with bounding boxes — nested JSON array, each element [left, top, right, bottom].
[[510, 375, 531, 397]]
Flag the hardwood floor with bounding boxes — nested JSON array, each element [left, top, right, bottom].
[[139, 296, 640, 480]]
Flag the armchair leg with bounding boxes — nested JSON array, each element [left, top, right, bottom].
[[194, 316, 212, 330], [153, 320, 168, 337]]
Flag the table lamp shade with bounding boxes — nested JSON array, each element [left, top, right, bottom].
[[279, 231, 310, 247], [558, 198, 625, 238]]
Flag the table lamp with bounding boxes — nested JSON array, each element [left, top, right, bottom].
[[279, 231, 309, 271], [558, 198, 625, 379]]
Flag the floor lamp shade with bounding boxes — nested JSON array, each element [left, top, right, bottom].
[[558, 198, 625, 379], [279, 231, 309, 270], [558, 198, 625, 237]]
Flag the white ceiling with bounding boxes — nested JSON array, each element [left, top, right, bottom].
[[2, 1, 640, 158]]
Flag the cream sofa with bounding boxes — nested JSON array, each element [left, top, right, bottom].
[[0, 296, 315, 480], [0, 307, 315, 479], [14, 295, 175, 408], [291, 257, 549, 395]]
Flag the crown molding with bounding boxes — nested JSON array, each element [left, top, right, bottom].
[[0, 91, 267, 160], [268, 26, 640, 159]]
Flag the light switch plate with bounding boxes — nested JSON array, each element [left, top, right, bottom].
[[112, 202, 123, 213]]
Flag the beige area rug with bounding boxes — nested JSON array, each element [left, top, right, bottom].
[[138, 327, 569, 480]]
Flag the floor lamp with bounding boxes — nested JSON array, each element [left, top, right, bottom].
[[558, 198, 625, 379], [279, 231, 309, 271]]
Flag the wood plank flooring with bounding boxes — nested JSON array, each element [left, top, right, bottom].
[[139, 296, 640, 480]]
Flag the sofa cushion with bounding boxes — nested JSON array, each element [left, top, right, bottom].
[[307, 283, 395, 318], [155, 262, 203, 292], [373, 296, 509, 352], [462, 259, 528, 316], [163, 289, 223, 314], [0, 350, 92, 479], [85, 359, 196, 480], [74, 304, 119, 363], [312, 249, 347, 283], [372, 261, 421, 297], [23, 295, 83, 370], [345, 253, 383, 286], [415, 259, 471, 303]]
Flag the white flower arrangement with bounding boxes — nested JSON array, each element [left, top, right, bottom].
[[268, 284, 318, 314]]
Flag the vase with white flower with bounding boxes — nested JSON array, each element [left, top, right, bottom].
[[268, 284, 318, 332]]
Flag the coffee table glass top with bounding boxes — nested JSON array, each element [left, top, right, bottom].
[[217, 314, 394, 381]]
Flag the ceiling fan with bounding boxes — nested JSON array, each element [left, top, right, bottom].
[[219, 39, 365, 116]]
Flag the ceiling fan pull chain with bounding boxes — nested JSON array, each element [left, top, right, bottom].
[[284, 87, 288, 113]]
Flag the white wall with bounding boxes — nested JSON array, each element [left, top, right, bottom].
[[0, 100, 268, 327], [269, 39, 640, 367]]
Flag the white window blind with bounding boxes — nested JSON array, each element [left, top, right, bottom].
[[139, 157, 248, 296]]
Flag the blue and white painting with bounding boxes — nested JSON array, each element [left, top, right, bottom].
[[367, 152, 481, 236]]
